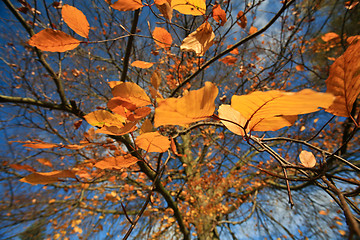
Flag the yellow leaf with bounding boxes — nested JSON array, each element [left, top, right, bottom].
[[110, 0, 143, 11], [153, 27, 172, 49], [325, 39, 360, 117], [180, 21, 215, 56], [172, 0, 206, 16], [61, 4, 89, 38], [135, 132, 170, 152], [212, 4, 227, 26], [28, 29, 80, 52], [154, 82, 218, 127], [20, 170, 76, 185], [151, 70, 162, 89], [218, 105, 248, 136], [131, 60, 154, 69], [95, 154, 139, 169], [299, 150, 316, 168], [111, 82, 152, 108], [155, 0, 172, 21], [84, 110, 125, 127], [231, 89, 334, 132]]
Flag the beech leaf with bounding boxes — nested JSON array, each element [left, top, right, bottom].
[[155, 0, 172, 21], [131, 60, 154, 69], [84, 110, 126, 127], [299, 150, 316, 168], [111, 82, 152, 108], [151, 69, 162, 89], [237, 11, 247, 28], [180, 21, 215, 56], [218, 105, 248, 136], [135, 132, 170, 152], [95, 121, 138, 136], [325, 39, 360, 117], [95, 154, 139, 170], [154, 82, 218, 127], [212, 4, 227, 26], [153, 27, 172, 49], [20, 170, 76, 185], [61, 4, 89, 38], [172, 0, 206, 16], [110, 0, 143, 11], [28, 29, 80, 52]]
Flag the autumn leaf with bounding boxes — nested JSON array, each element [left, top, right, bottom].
[[218, 105, 248, 136], [154, 82, 218, 127], [231, 89, 334, 132], [237, 11, 247, 28], [110, 0, 143, 11], [28, 29, 80, 52], [180, 21, 215, 56], [295, 65, 304, 71], [321, 32, 340, 42], [153, 27, 172, 49], [325, 39, 360, 117], [20, 170, 76, 185], [219, 56, 237, 65], [131, 60, 154, 69], [23, 142, 59, 149], [151, 69, 162, 89], [155, 0, 172, 21], [127, 107, 152, 121], [135, 132, 170, 152], [140, 119, 154, 134], [9, 164, 36, 172], [111, 82, 152, 109], [212, 4, 227, 26], [37, 158, 53, 168], [61, 4, 89, 38], [299, 150, 316, 168], [84, 110, 126, 127], [95, 121, 138, 136], [95, 154, 139, 170], [249, 26, 257, 35], [172, 0, 206, 16]]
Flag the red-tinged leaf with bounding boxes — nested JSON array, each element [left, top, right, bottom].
[[74, 119, 83, 129], [95, 154, 139, 170], [155, 0, 172, 21], [170, 137, 183, 156], [9, 164, 36, 172], [237, 11, 247, 28], [299, 150, 316, 168], [108, 97, 137, 113], [111, 82, 151, 108], [180, 21, 215, 56], [172, 0, 206, 16], [20, 170, 76, 185], [212, 4, 227, 26], [219, 56, 237, 65], [131, 60, 154, 69], [110, 0, 143, 11], [61, 4, 89, 38], [325, 39, 360, 117], [154, 82, 218, 127], [218, 105, 248, 136], [37, 158, 53, 168], [23, 142, 59, 149], [135, 132, 170, 153], [295, 65, 304, 71], [153, 27, 172, 49], [321, 32, 340, 42], [28, 29, 80, 52]]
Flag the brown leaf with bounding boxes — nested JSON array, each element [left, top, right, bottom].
[[28, 29, 80, 52], [110, 0, 143, 11], [135, 132, 170, 152], [37, 158, 53, 168], [172, 0, 206, 16], [95, 154, 139, 169], [212, 4, 227, 26], [219, 56, 237, 65], [153, 27, 172, 49], [151, 69, 162, 89], [9, 164, 36, 172], [237, 11, 247, 28], [180, 21, 215, 56], [154, 82, 218, 127], [61, 4, 89, 38], [325, 39, 360, 117], [155, 0, 172, 21], [131, 60, 154, 69], [299, 150, 316, 168], [20, 170, 76, 185]]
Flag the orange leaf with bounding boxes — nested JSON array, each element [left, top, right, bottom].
[[231, 89, 334, 132], [219, 55, 237, 65], [218, 105, 248, 136], [23, 142, 59, 149], [131, 60, 154, 69], [237, 11, 247, 28], [180, 21, 215, 56], [95, 121, 137, 136], [151, 70, 162, 89], [321, 32, 340, 42], [127, 107, 152, 121], [95, 154, 138, 169], [111, 82, 152, 108], [20, 170, 76, 185], [172, 0, 206, 16], [84, 110, 125, 127], [37, 158, 53, 168], [155, 0, 172, 21], [108, 81, 123, 89], [9, 164, 36, 172], [110, 0, 143, 11], [61, 4, 89, 38], [325, 39, 360, 117], [212, 4, 227, 26], [299, 150, 316, 168], [153, 27, 172, 49], [28, 29, 80, 52], [154, 82, 218, 127], [135, 132, 170, 152], [249, 26, 257, 35], [295, 65, 304, 71], [108, 98, 137, 113], [140, 119, 154, 134]]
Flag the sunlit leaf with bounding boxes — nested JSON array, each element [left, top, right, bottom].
[[37, 158, 53, 168], [135, 132, 170, 152], [321, 32, 339, 42], [127, 107, 152, 121], [23, 142, 59, 149], [131, 60, 154, 69], [299, 150, 316, 168], [180, 21, 215, 56], [325, 39, 360, 117], [20, 170, 76, 185], [172, 0, 206, 16], [95, 154, 139, 170], [218, 105, 248, 136], [154, 82, 218, 127], [153, 27, 172, 49], [61, 4, 89, 38], [95, 121, 137, 136], [110, 0, 143, 11], [111, 82, 152, 108], [249, 26, 257, 35], [28, 29, 80, 52], [84, 110, 126, 127], [212, 4, 227, 26]]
